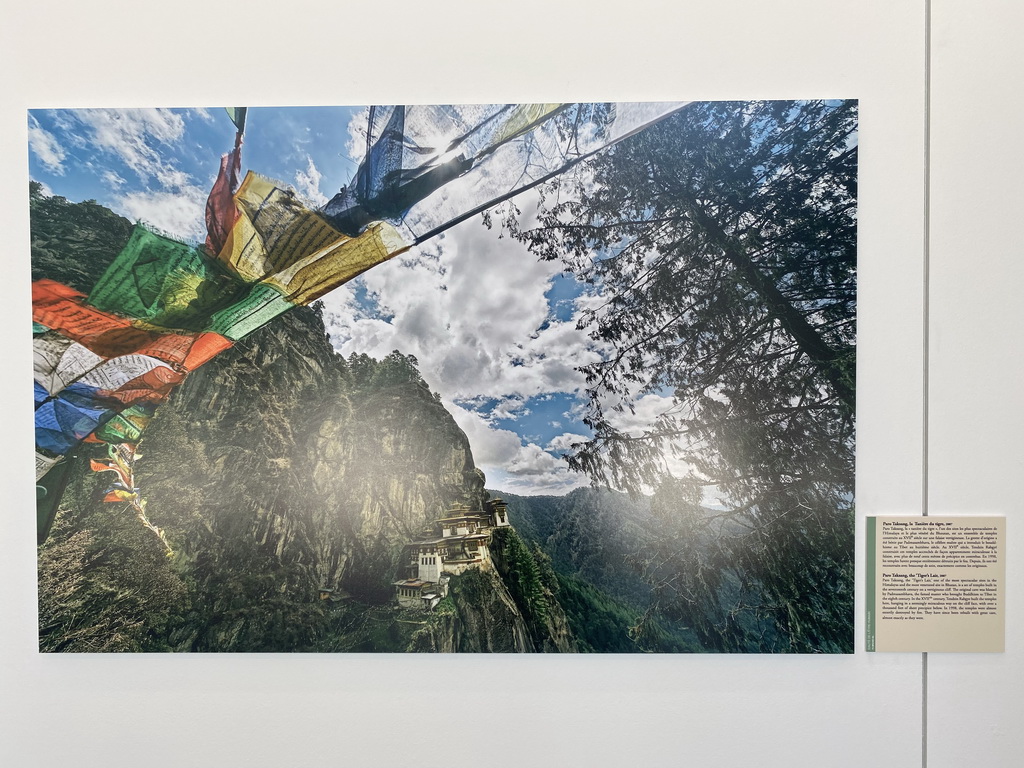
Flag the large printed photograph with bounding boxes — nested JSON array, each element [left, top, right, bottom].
[[30, 101, 857, 652]]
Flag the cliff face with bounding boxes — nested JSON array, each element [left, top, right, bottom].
[[125, 308, 490, 649], [410, 569, 532, 652], [404, 525, 577, 654], [150, 308, 483, 591]]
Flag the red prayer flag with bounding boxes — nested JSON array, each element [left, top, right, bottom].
[[89, 458, 132, 487], [32, 279, 231, 371], [205, 131, 243, 257], [96, 366, 184, 406]]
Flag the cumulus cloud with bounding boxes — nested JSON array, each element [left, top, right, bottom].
[[315, 109, 616, 495], [317, 210, 608, 495], [546, 432, 590, 454], [493, 452, 590, 494], [507, 443, 564, 476], [595, 389, 705, 487], [603, 392, 679, 436], [446, 401, 589, 495], [294, 155, 329, 207], [344, 107, 372, 164], [322, 213, 594, 403], [447, 402, 525, 467], [28, 115, 66, 174], [115, 185, 208, 241], [486, 397, 529, 421], [314, 108, 629, 494], [74, 108, 187, 184], [39, 108, 210, 239], [321, 217, 608, 437]]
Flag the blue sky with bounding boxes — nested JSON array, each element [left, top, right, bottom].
[[28, 105, 689, 495]]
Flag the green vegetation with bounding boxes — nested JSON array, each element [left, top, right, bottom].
[[38, 503, 188, 652], [497, 485, 825, 652], [497, 488, 656, 607], [552, 574, 637, 653], [30, 180, 133, 291], [445, 568, 523, 652], [491, 527, 548, 627]]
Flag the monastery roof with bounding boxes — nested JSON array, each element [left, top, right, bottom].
[[446, 533, 489, 542], [410, 532, 490, 547], [436, 513, 489, 523], [392, 579, 432, 588]]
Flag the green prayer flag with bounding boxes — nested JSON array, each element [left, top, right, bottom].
[[88, 225, 245, 332]]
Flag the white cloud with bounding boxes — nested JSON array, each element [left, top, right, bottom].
[[314, 120, 616, 495], [446, 401, 589, 495], [546, 432, 590, 453], [28, 116, 66, 174], [447, 402, 524, 467], [75, 109, 187, 185], [344, 107, 372, 164], [101, 170, 126, 188], [47, 110, 85, 147], [488, 397, 529, 421], [294, 155, 329, 207], [322, 211, 595, 404], [315, 111, 616, 495], [316, 212, 606, 496], [507, 442, 564, 476], [490, 452, 590, 495], [39, 108, 207, 239], [115, 185, 208, 241], [596, 389, 704, 487], [603, 392, 679, 436]]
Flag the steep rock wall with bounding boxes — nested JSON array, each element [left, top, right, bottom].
[[132, 308, 485, 647]]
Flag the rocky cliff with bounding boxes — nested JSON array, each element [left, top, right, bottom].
[[408, 529, 576, 653]]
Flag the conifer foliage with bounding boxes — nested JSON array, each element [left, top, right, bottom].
[[504, 101, 857, 651]]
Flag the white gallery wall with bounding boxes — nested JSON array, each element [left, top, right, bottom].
[[0, 1, 1015, 765], [928, 1, 1022, 766]]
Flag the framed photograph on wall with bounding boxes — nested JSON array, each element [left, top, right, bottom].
[[30, 100, 856, 654]]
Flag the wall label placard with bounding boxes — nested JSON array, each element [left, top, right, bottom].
[[866, 516, 1005, 652]]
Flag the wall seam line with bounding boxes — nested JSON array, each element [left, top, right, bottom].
[[922, 0, 933, 766]]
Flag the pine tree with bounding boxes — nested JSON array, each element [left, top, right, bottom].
[[503, 100, 857, 651]]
